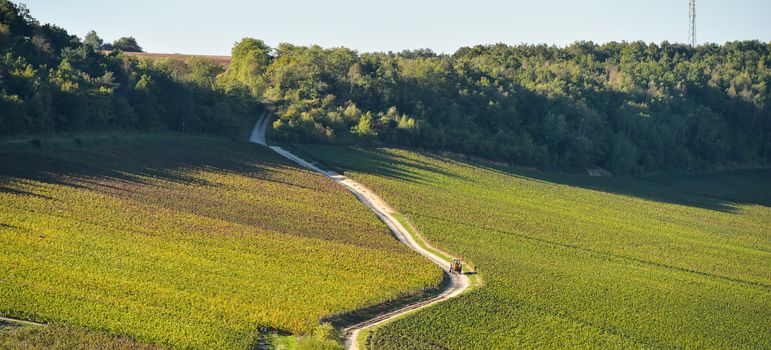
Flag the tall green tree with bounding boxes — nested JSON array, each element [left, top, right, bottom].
[[228, 37, 271, 96], [111, 36, 141, 52], [83, 30, 102, 49]]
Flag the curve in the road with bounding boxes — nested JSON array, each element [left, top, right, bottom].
[[249, 110, 472, 350]]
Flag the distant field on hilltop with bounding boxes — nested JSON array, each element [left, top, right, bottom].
[[295, 145, 771, 349], [0, 136, 440, 349]]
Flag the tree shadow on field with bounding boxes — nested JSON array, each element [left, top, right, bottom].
[[289, 144, 464, 185], [299, 145, 771, 213], [0, 134, 309, 198], [476, 163, 771, 213]]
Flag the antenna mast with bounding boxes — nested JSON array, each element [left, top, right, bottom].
[[689, 0, 696, 47]]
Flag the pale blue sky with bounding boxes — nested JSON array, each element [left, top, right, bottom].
[[21, 0, 771, 55]]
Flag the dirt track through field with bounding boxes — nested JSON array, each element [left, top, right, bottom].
[[250, 110, 471, 349], [0, 316, 43, 327]]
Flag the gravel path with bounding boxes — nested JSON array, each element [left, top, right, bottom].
[[250, 111, 471, 349]]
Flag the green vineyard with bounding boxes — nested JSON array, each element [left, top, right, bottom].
[[0, 136, 441, 349], [294, 145, 771, 349], [1, 1, 770, 348]]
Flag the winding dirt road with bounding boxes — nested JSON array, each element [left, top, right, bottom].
[[249, 111, 471, 349]]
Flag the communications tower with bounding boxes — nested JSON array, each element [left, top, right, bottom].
[[689, 0, 696, 47]]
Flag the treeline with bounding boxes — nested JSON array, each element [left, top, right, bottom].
[[242, 41, 770, 173], [0, 1, 257, 137], [2, 0, 770, 173], [84, 31, 142, 52]]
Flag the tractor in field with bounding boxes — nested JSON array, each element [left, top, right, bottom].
[[449, 258, 462, 274]]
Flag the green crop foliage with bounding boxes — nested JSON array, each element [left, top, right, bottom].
[[0, 136, 441, 349], [294, 145, 771, 349]]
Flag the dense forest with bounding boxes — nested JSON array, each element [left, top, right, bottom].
[[257, 42, 771, 173], [2, 0, 770, 173], [0, 1, 257, 137]]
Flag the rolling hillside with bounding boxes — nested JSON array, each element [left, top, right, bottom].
[[2, 1, 769, 349], [294, 145, 771, 349], [0, 135, 441, 349]]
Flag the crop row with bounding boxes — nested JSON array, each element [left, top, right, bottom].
[[0, 137, 442, 349], [295, 145, 771, 350]]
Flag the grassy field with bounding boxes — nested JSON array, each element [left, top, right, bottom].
[[293, 146, 771, 349], [0, 136, 441, 349]]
